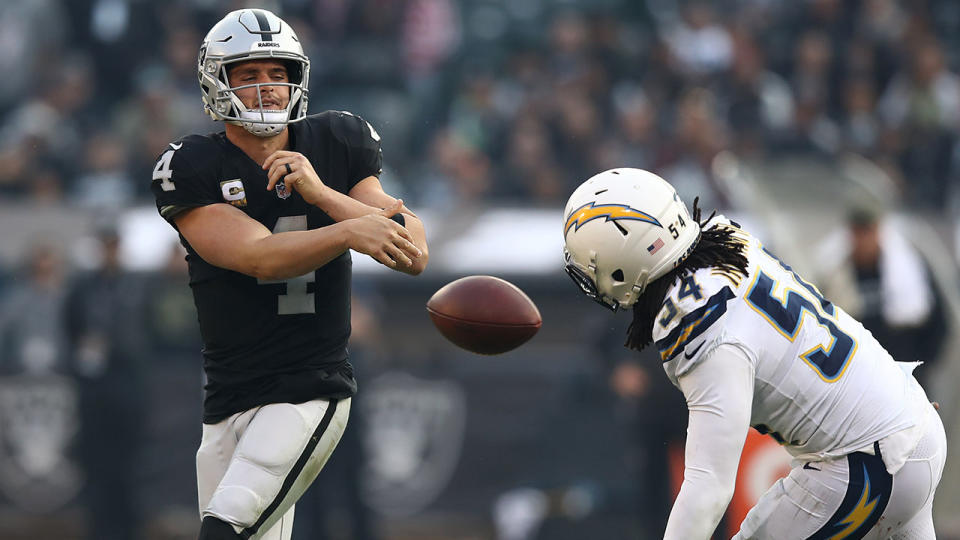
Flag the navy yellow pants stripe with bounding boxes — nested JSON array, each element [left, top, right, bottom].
[[807, 449, 892, 540]]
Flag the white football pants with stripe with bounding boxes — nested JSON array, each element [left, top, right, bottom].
[[197, 398, 350, 540], [734, 406, 946, 540]]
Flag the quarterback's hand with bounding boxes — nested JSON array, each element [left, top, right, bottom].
[[346, 200, 422, 268], [263, 150, 328, 205]]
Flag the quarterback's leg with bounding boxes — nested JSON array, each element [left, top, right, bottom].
[[198, 408, 259, 509], [201, 398, 350, 540], [197, 407, 260, 538]]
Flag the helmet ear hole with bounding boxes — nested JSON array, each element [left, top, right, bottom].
[[611, 269, 625, 282]]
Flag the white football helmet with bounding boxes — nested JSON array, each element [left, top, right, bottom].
[[198, 9, 309, 137], [562, 168, 701, 311]]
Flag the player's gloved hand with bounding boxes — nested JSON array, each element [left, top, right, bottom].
[[263, 150, 328, 205], [347, 199, 422, 268]]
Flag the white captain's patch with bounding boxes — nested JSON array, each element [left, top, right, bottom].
[[220, 179, 247, 207]]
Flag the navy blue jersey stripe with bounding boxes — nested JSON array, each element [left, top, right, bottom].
[[656, 285, 735, 362]]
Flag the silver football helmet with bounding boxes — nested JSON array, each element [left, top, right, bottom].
[[562, 168, 701, 311], [198, 9, 309, 137]]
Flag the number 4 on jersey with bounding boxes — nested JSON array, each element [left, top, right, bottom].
[[152, 149, 176, 192], [258, 216, 316, 315], [678, 274, 702, 300]]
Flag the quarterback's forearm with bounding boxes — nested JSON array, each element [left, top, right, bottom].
[[314, 185, 382, 222], [176, 203, 350, 281], [249, 225, 350, 280], [391, 212, 428, 275], [664, 344, 754, 539], [316, 189, 427, 273], [343, 176, 428, 275]]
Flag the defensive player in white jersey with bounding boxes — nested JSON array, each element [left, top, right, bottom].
[[562, 168, 946, 539]]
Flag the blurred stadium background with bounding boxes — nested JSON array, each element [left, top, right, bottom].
[[0, 0, 958, 538]]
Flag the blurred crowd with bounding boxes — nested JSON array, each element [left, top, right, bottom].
[[1, 0, 960, 215]]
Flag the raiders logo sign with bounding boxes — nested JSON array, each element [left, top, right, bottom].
[[0, 375, 82, 511], [361, 372, 466, 516]]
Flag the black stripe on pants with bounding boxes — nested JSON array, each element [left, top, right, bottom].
[[241, 399, 339, 539]]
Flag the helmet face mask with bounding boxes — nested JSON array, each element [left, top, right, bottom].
[[562, 168, 701, 310], [564, 249, 621, 311], [198, 9, 310, 137]]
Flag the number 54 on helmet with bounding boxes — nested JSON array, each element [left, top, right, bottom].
[[562, 168, 701, 312]]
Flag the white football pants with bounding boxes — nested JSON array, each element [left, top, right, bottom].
[[734, 407, 946, 539], [197, 398, 350, 540]]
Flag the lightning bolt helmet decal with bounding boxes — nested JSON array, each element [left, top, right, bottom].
[[564, 202, 663, 236]]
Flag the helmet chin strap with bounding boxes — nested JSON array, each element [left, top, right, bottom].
[[629, 269, 649, 303], [239, 109, 289, 137]]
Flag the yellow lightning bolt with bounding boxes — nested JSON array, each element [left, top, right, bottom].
[[829, 464, 879, 539], [564, 202, 661, 236]]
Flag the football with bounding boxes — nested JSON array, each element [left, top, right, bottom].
[[426, 275, 542, 355]]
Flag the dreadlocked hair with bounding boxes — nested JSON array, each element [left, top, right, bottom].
[[624, 198, 750, 351]]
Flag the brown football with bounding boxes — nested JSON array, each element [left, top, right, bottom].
[[426, 275, 542, 355]]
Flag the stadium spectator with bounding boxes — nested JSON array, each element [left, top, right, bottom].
[[0, 242, 68, 376], [65, 225, 148, 540], [815, 205, 948, 390], [878, 36, 960, 208], [73, 131, 136, 211]]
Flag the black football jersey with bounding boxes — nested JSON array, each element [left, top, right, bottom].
[[151, 111, 382, 423]]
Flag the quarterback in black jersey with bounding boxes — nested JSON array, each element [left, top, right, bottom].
[[150, 9, 427, 540]]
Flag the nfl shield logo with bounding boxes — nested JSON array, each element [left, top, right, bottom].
[[276, 180, 291, 200]]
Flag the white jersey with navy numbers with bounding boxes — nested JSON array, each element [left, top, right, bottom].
[[653, 218, 929, 461]]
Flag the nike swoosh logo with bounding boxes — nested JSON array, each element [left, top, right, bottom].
[[803, 462, 821, 471], [169, 142, 183, 150], [684, 342, 705, 360]]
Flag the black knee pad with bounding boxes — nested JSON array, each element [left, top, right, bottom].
[[198, 516, 243, 540]]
